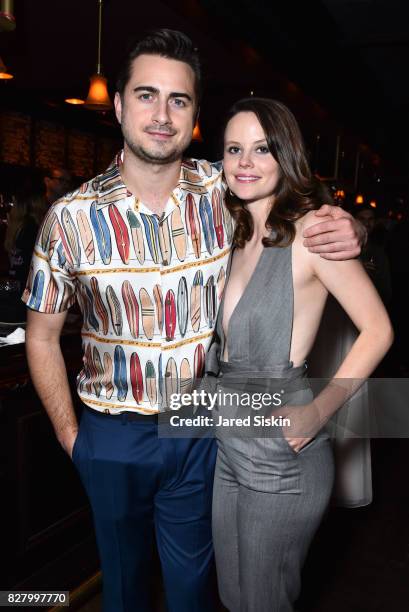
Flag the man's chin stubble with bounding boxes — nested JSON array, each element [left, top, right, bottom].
[[128, 142, 185, 166]]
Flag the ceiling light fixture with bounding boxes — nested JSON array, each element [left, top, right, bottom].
[[192, 120, 203, 142], [0, 54, 13, 79], [84, 0, 112, 111], [65, 98, 85, 105], [0, 0, 16, 32]]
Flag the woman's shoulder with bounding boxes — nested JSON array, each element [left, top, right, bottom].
[[294, 208, 332, 241]]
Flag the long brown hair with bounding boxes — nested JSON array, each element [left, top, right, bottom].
[[223, 98, 333, 248]]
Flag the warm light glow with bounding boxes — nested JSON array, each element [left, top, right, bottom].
[[84, 73, 112, 111], [0, 0, 16, 32], [65, 98, 85, 105], [355, 195, 364, 205], [0, 54, 13, 79], [369, 201, 377, 208], [192, 120, 203, 142]]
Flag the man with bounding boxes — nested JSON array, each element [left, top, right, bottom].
[[24, 29, 363, 612], [43, 167, 72, 205]]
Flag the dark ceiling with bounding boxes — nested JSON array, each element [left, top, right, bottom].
[[1, 0, 408, 173]]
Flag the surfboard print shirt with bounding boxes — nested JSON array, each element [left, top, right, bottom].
[[22, 153, 233, 414]]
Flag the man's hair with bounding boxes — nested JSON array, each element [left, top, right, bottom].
[[116, 28, 202, 104]]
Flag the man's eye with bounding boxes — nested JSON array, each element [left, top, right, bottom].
[[139, 93, 153, 101], [171, 98, 186, 107]]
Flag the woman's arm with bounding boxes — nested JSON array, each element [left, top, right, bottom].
[[285, 215, 393, 451]]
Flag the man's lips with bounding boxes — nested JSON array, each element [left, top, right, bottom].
[[145, 129, 175, 139]]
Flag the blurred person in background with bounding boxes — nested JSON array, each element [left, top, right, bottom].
[[5, 188, 47, 289], [386, 206, 409, 375], [44, 167, 73, 205], [2, 187, 47, 322], [355, 206, 392, 305]]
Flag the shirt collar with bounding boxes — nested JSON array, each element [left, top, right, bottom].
[[96, 151, 206, 217]]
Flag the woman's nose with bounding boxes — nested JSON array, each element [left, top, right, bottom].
[[238, 153, 253, 168]]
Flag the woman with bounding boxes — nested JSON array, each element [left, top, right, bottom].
[[208, 98, 393, 611], [3, 189, 47, 322], [5, 189, 47, 287]]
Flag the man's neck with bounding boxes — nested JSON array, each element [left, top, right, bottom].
[[120, 146, 182, 215]]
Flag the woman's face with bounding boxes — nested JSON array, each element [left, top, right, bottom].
[[223, 111, 280, 204]]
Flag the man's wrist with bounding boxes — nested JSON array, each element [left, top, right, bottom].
[[57, 426, 78, 454]]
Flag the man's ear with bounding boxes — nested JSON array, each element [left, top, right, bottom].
[[114, 92, 122, 124]]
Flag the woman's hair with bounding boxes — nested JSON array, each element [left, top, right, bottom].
[[223, 97, 333, 248], [4, 190, 47, 254]]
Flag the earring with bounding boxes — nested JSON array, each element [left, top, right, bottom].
[[228, 188, 235, 197]]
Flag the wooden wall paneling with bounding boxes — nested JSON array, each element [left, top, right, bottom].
[[0, 112, 31, 166], [67, 130, 96, 180], [34, 120, 66, 170]]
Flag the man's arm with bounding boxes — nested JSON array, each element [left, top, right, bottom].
[[26, 308, 78, 458], [303, 204, 367, 260]]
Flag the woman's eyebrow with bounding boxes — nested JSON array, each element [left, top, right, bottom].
[[225, 139, 267, 145]]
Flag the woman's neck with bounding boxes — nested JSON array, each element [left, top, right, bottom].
[[246, 196, 274, 241]]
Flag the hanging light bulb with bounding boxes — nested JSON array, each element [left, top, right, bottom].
[[0, 54, 13, 79], [84, 0, 112, 111], [0, 1, 16, 32], [192, 120, 203, 142]]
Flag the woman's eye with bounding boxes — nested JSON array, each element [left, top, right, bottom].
[[226, 146, 240, 154], [256, 145, 270, 154]]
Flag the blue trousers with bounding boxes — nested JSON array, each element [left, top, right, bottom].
[[72, 406, 217, 612]]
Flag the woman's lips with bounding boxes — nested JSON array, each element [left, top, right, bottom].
[[235, 175, 260, 182]]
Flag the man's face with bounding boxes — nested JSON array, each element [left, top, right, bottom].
[[114, 54, 196, 165]]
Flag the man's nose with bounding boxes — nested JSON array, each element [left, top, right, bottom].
[[152, 98, 171, 125]]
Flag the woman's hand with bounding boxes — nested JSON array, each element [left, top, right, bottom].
[[278, 402, 324, 453], [303, 205, 367, 260]]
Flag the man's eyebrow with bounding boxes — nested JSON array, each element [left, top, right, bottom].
[[132, 86, 159, 94], [132, 86, 192, 102], [169, 92, 192, 102]]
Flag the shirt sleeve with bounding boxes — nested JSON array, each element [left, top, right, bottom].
[[21, 204, 77, 313]]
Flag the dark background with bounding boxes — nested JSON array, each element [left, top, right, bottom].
[[1, 0, 408, 209], [1, 2, 409, 610]]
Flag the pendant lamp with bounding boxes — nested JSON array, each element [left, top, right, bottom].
[[84, 0, 112, 111], [0, 0, 16, 32], [0, 54, 13, 79], [192, 120, 203, 142]]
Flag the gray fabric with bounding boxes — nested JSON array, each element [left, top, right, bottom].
[[206, 239, 294, 375], [208, 241, 335, 611], [213, 438, 334, 612]]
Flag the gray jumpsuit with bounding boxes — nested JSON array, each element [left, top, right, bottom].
[[206, 240, 335, 612]]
